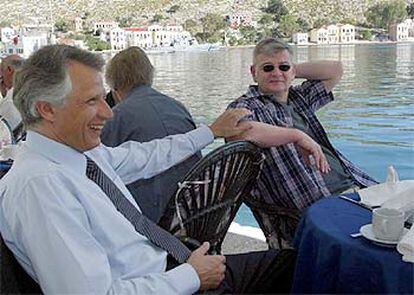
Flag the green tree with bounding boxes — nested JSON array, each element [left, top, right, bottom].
[[314, 18, 329, 28], [258, 13, 274, 27], [151, 14, 164, 24], [55, 18, 68, 33], [360, 30, 373, 40], [116, 16, 133, 27], [167, 4, 180, 14], [240, 26, 258, 44], [201, 13, 226, 33], [297, 17, 310, 32], [85, 36, 111, 51], [199, 13, 226, 42], [67, 33, 85, 40], [184, 19, 198, 35], [0, 20, 12, 27], [278, 14, 300, 38], [407, 2, 414, 19], [262, 0, 288, 22], [366, 0, 408, 28]]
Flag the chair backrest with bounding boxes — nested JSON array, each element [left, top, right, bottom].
[[0, 234, 42, 294], [159, 141, 264, 254]]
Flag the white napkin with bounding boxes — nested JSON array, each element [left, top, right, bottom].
[[359, 166, 414, 207], [397, 227, 414, 263]]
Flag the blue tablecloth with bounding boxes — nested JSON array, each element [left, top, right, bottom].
[[292, 194, 413, 294]]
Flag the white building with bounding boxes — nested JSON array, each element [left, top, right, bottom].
[[226, 12, 254, 29], [338, 24, 355, 43], [21, 31, 49, 58], [310, 27, 328, 44], [110, 28, 127, 50], [406, 19, 414, 37], [149, 25, 192, 47], [389, 21, 409, 41], [2, 40, 23, 55], [125, 28, 153, 49], [1, 27, 15, 42], [108, 25, 194, 50], [326, 24, 339, 44], [292, 33, 308, 45], [93, 21, 119, 34], [74, 17, 84, 32]]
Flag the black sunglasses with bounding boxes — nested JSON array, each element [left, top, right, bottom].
[[262, 64, 291, 73]]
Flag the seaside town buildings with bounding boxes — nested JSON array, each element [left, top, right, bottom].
[[389, 19, 414, 41], [308, 24, 355, 45], [1, 12, 414, 57], [109, 25, 192, 51]]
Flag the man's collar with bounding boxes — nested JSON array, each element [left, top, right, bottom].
[[246, 85, 291, 104], [125, 85, 153, 100], [25, 130, 87, 174]]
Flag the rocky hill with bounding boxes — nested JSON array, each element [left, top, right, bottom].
[[0, 0, 409, 28]]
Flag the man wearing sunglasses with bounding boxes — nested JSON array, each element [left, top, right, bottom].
[[227, 38, 377, 248]]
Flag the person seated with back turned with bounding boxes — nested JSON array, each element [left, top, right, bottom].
[[227, 38, 378, 248], [101, 46, 201, 223], [0, 44, 335, 294]]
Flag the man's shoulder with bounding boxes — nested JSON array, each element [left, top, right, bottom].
[[228, 89, 264, 110], [119, 87, 183, 112]]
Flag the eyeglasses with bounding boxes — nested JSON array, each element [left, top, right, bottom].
[[262, 64, 291, 73]]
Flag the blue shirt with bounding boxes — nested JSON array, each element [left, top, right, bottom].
[[0, 127, 213, 294], [101, 85, 201, 222]]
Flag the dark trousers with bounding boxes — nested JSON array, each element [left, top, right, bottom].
[[168, 249, 296, 294], [214, 249, 296, 294]]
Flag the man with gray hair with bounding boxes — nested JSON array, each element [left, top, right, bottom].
[[0, 54, 24, 137], [227, 38, 377, 248], [101, 46, 201, 223], [0, 44, 298, 294]]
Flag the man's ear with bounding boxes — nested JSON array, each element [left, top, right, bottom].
[[250, 65, 257, 82], [291, 63, 296, 78], [35, 101, 57, 122]]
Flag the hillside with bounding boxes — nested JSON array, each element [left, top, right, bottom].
[[0, 0, 409, 28]]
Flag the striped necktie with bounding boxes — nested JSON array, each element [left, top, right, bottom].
[[85, 156, 191, 263]]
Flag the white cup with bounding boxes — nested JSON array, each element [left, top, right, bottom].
[[372, 208, 404, 241], [0, 145, 17, 160]]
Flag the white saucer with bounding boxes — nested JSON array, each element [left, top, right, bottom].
[[359, 224, 409, 246]]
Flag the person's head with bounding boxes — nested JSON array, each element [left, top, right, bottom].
[[105, 46, 154, 103], [0, 54, 24, 97], [251, 38, 296, 99], [13, 44, 113, 151]]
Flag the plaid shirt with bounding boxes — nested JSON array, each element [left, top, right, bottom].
[[228, 80, 378, 246]]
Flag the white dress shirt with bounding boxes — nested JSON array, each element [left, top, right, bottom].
[[0, 126, 214, 294], [0, 88, 22, 131]]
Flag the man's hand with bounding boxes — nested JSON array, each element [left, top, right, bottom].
[[209, 108, 252, 138], [295, 132, 330, 173], [187, 242, 226, 291]]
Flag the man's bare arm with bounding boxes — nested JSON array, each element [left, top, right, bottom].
[[227, 121, 330, 173], [294, 61, 343, 92]]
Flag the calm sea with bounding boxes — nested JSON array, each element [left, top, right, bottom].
[[147, 43, 414, 227]]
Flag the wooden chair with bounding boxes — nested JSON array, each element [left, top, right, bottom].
[[159, 141, 265, 254]]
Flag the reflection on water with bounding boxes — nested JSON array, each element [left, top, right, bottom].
[[148, 44, 413, 183]]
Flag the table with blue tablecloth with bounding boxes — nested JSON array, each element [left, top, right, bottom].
[[292, 193, 413, 293]]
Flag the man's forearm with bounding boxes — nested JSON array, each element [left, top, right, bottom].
[[295, 61, 343, 91], [227, 121, 302, 148]]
